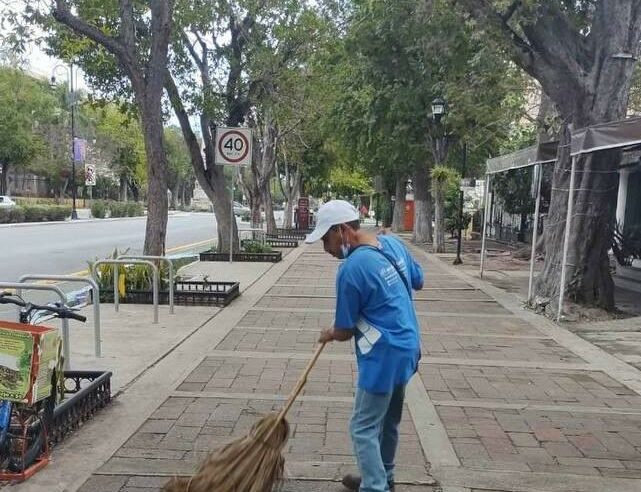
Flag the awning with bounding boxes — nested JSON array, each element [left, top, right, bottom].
[[485, 139, 558, 175], [571, 116, 641, 156]]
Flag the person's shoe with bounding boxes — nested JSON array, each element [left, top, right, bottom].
[[341, 474, 395, 491]]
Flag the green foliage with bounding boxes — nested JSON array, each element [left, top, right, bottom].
[[0, 207, 25, 223], [242, 241, 273, 254], [0, 205, 71, 223], [324, 0, 527, 188], [91, 200, 107, 219], [89, 248, 197, 292], [493, 168, 535, 217], [91, 200, 144, 219], [85, 102, 147, 191], [0, 67, 59, 190]]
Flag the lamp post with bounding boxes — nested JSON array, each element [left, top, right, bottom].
[[431, 97, 465, 264], [453, 143, 466, 265], [51, 63, 78, 220]]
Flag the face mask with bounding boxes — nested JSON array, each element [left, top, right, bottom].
[[339, 229, 350, 259]]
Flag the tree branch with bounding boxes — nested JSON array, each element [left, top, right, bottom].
[[164, 69, 209, 184], [181, 30, 204, 72], [53, 0, 130, 68], [455, 0, 586, 114], [118, 0, 136, 56], [146, 0, 174, 94]]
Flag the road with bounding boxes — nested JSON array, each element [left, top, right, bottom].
[[0, 212, 219, 281], [0, 211, 286, 320]]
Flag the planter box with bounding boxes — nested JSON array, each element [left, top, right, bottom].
[[199, 251, 282, 263], [241, 239, 298, 249], [0, 321, 60, 405], [49, 370, 112, 445], [267, 230, 308, 240], [99, 280, 240, 307], [266, 239, 298, 248]]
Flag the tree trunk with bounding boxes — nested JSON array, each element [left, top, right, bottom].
[[457, 0, 641, 312], [278, 160, 300, 229], [170, 183, 179, 209], [535, 126, 619, 310], [139, 97, 169, 256], [391, 175, 406, 232], [433, 182, 445, 253], [412, 164, 432, 243], [52, 0, 174, 257], [0, 163, 8, 195], [119, 176, 128, 202], [262, 183, 277, 235]]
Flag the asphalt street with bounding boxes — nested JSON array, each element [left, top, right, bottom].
[[0, 212, 219, 320]]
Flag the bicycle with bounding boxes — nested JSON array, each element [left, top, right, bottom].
[[0, 292, 85, 476]]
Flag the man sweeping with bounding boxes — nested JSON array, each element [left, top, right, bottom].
[[305, 200, 424, 492]]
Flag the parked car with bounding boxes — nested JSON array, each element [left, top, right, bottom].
[[0, 196, 16, 208], [233, 201, 250, 216]]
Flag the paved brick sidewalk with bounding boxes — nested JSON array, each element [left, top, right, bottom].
[[20, 236, 641, 492]]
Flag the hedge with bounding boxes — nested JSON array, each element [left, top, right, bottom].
[[0, 205, 71, 223], [91, 200, 145, 219]]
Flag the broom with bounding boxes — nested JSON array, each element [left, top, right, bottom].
[[162, 342, 326, 492]]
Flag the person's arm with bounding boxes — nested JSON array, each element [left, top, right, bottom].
[[321, 267, 361, 343], [409, 255, 424, 290]]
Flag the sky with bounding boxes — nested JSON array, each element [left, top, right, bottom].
[[2, 0, 88, 89]]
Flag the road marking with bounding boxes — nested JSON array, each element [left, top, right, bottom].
[[166, 238, 214, 253], [20, 239, 215, 287]]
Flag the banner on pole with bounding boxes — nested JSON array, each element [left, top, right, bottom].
[[85, 163, 96, 186]]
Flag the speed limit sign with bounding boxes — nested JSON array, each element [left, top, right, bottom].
[[215, 127, 252, 166]]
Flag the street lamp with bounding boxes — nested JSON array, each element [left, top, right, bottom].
[[431, 97, 446, 123], [51, 63, 78, 220], [431, 96, 465, 265], [453, 143, 467, 265]]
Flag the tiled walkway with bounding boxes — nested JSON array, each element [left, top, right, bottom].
[[73, 239, 641, 492]]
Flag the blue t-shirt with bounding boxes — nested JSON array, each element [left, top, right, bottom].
[[334, 235, 423, 394]]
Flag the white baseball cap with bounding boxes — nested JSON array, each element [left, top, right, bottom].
[[305, 200, 360, 243]]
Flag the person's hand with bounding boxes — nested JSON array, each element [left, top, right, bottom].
[[318, 327, 334, 343]]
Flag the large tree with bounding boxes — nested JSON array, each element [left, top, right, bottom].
[[329, 0, 524, 239], [457, 1, 641, 310], [0, 67, 57, 195], [28, 0, 176, 255]]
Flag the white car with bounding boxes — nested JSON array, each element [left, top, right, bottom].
[[0, 196, 16, 208], [233, 201, 250, 216]]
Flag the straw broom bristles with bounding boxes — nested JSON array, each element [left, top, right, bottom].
[[162, 343, 325, 492], [162, 413, 290, 492]]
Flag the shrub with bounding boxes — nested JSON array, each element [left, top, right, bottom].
[[109, 201, 128, 217], [91, 200, 108, 219], [49, 206, 72, 221], [0, 207, 25, 223], [242, 240, 272, 254], [125, 201, 144, 217], [0, 205, 70, 223]]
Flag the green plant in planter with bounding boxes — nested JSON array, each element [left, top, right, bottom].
[[242, 240, 272, 254], [87, 248, 130, 291]]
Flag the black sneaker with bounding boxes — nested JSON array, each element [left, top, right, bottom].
[[341, 474, 395, 491]]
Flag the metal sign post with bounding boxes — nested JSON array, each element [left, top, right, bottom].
[[215, 127, 252, 263]]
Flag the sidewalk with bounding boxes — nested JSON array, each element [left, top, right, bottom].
[[14, 236, 641, 492]]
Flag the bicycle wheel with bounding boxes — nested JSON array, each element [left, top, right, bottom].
[[6, 399, 50, 472]]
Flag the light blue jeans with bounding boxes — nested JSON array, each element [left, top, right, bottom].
[[350, 384, 406, 492]]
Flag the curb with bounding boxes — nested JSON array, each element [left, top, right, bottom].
[[0, 212, 192, 229]]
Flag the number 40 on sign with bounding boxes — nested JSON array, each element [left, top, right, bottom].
[[215, 128, 252, 167]]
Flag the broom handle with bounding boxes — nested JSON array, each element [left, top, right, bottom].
[[277, 342, 326, 423]]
